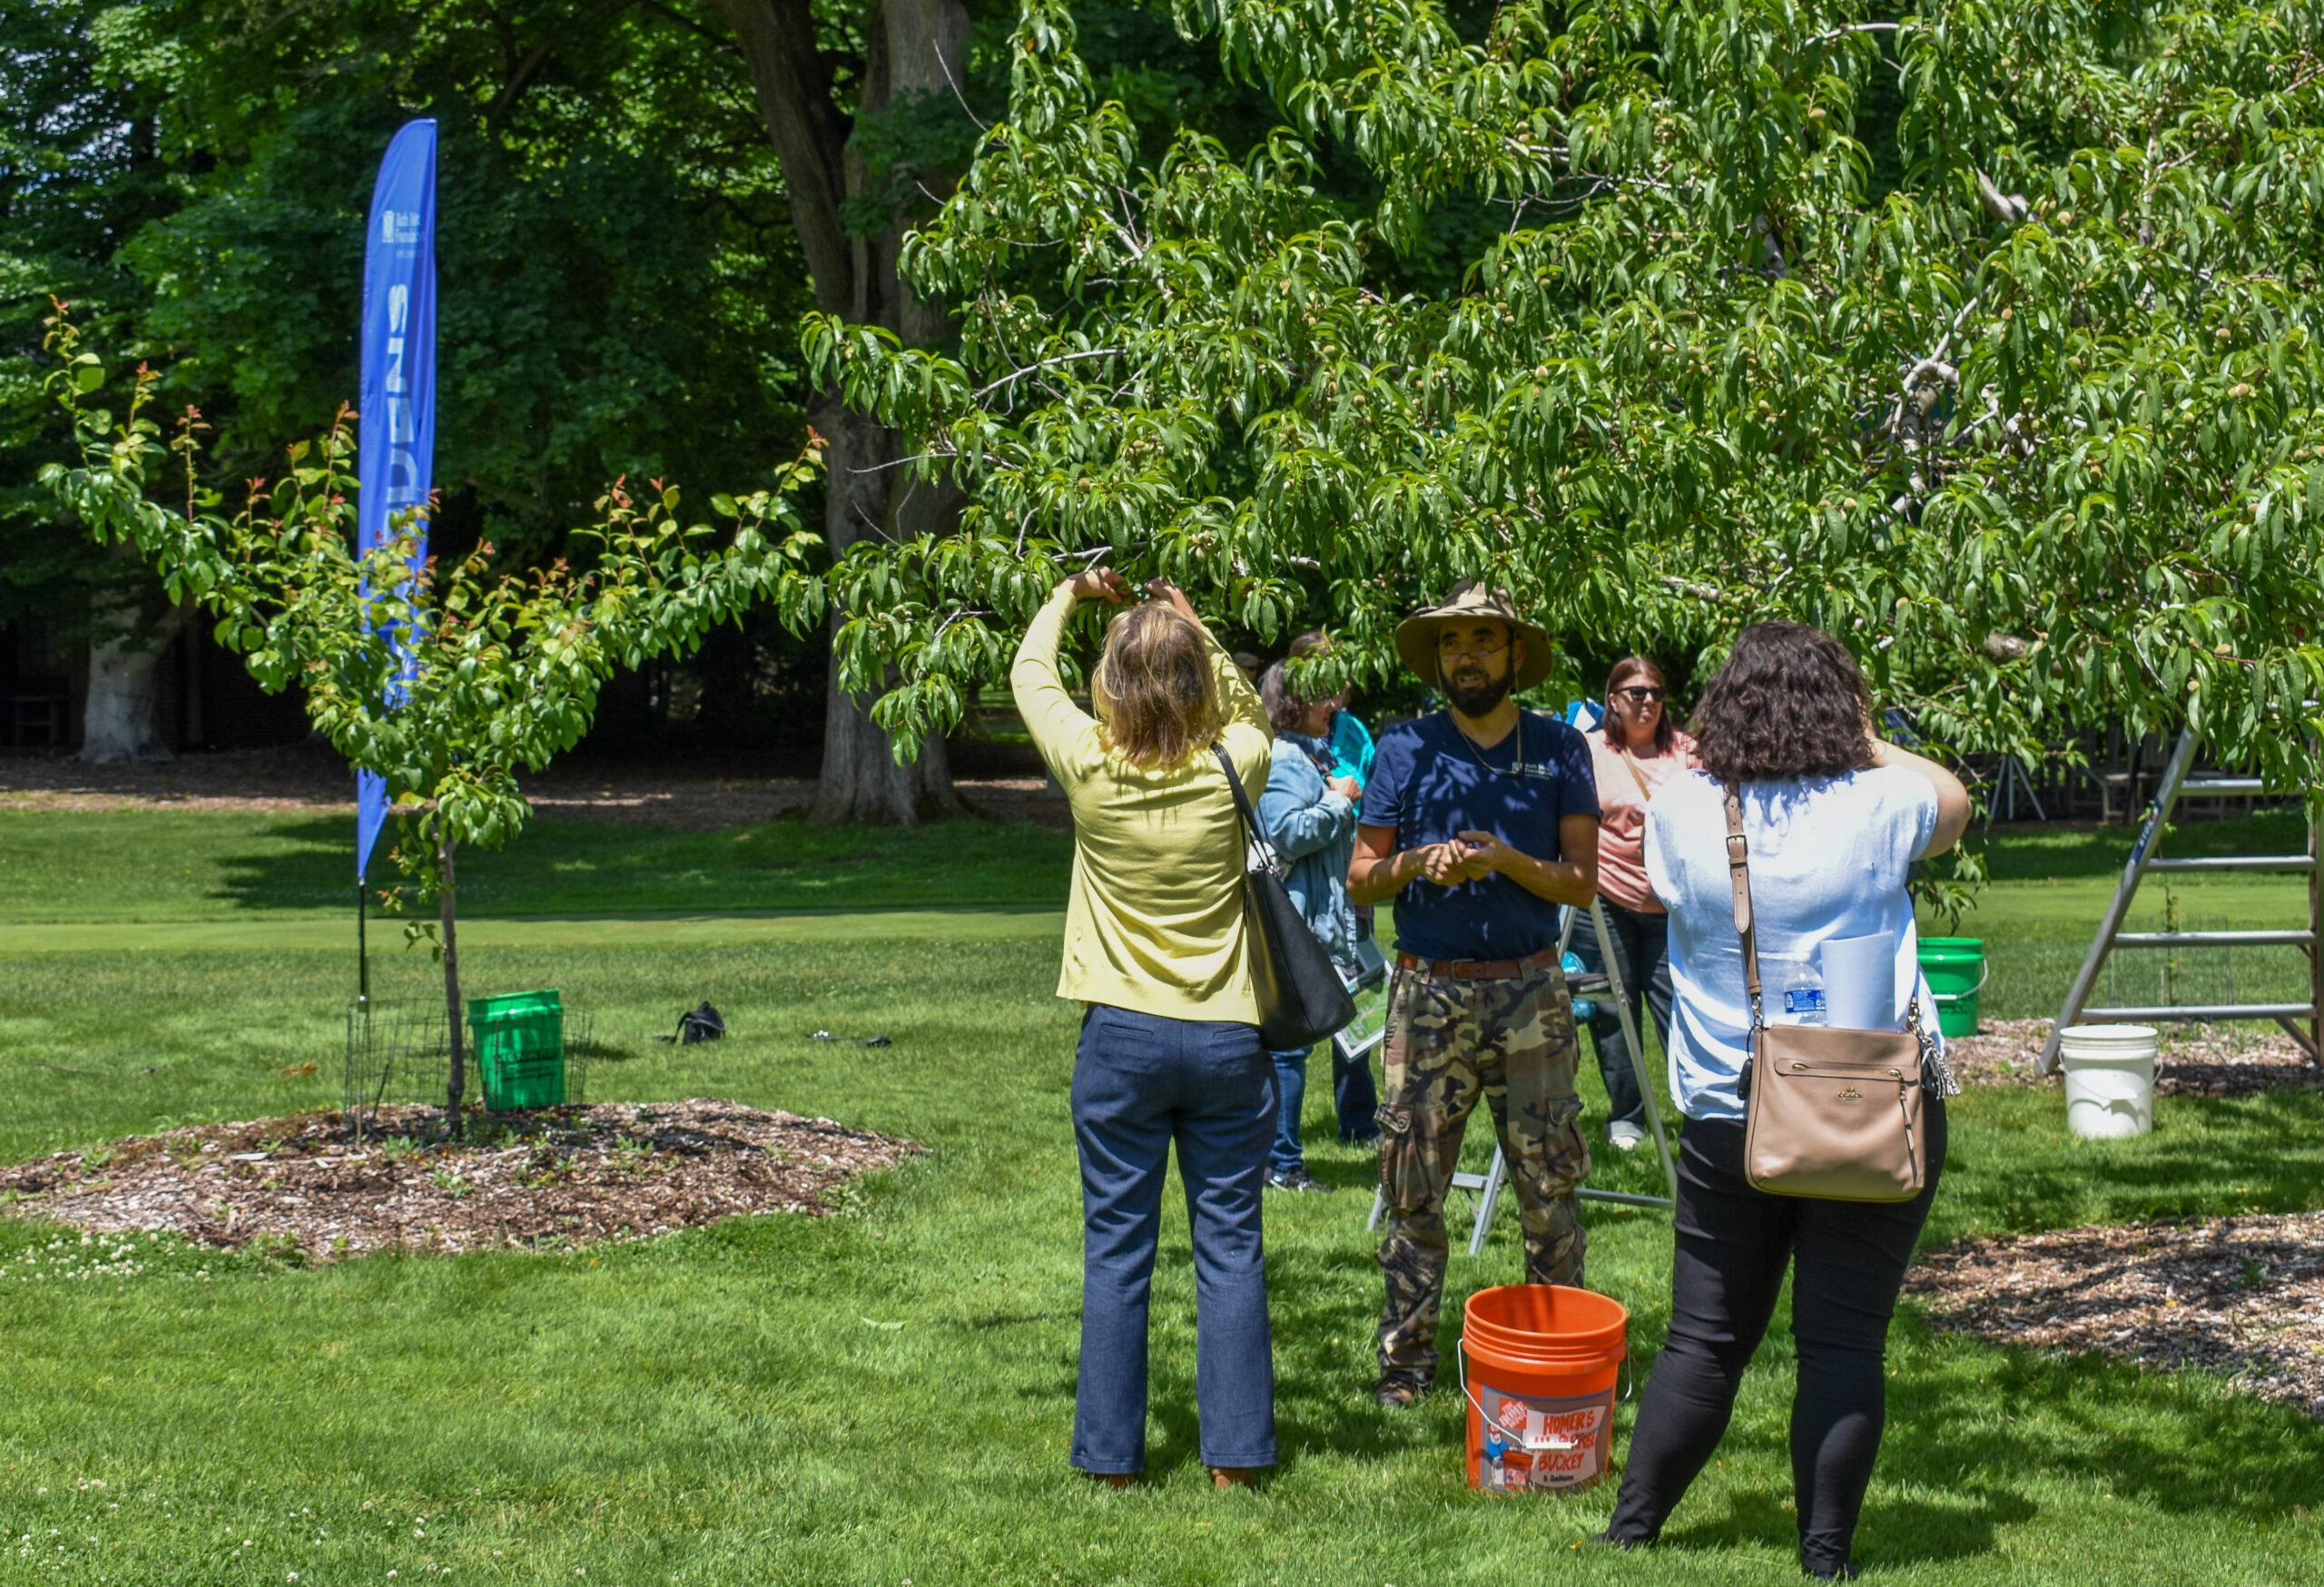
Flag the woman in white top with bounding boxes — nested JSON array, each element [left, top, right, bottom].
[[1574, 656, 1699, 1150], [1601, 623, 1969, 1581]]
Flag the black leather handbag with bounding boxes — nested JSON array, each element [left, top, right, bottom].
[[1213, 746, 1356, 1050]]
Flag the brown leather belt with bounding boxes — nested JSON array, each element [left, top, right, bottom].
[[1394, 946, 1562, 981]]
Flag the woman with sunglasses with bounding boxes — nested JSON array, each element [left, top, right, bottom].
[[1573, 656, 1697, 1150]]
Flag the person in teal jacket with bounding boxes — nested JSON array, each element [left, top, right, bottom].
[[1286, 632, 1381, 1144], [1330, 701, 1375, 785], [1291, 630, 1378, 787], [1257, 659, 1369, 1192]]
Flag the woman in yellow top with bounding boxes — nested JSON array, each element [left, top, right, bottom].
[[1010, 566, 1275, 1490]]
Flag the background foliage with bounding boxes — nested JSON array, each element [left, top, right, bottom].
[[3, 0, 822, 745], [803, 0, 2324, 808]]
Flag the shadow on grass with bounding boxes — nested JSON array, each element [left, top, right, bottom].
[[208, 813, 1075, 919], [1934, 1089, 2324, 1239], [1659, 1488, 2043, 1567], [1886, 1326, 2324, 1523]]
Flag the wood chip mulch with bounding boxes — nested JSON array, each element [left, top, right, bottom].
[[1946, 1017, 2323, 1096], [1907, 1213, 2324, 1418], [0, 1099, 921, 1258]]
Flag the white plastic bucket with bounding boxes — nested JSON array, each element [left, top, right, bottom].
[[2059, 1024, 2158, 1138]]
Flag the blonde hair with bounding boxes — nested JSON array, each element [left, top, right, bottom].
[[1092, 604, 1223, 768]]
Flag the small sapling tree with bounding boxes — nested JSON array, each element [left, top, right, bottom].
[[42, 309, 824, 1128]]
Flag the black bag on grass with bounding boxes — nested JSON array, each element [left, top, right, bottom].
[[678, 1002, 726, 1044]]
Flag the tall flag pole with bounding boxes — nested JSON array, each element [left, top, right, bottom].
[[354, 119, 438, 1008]]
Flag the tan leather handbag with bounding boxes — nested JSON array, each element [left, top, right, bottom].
[[1723, 784, 1936, 1203]]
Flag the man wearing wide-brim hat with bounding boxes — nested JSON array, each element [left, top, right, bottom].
[[1347, 581, 1600, 1408]]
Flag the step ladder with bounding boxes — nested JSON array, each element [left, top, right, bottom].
[[1365, 897, 1679, 1255], [2039, 727, 2321, 1074]]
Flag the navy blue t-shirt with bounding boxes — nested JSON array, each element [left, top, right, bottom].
[[1358, 710, 1600, 962]]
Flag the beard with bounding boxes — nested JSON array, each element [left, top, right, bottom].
[[1443, 669, 1514, 717]]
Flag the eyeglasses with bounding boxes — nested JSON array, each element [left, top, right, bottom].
[[1438, 636, 1510, 661], [1614, 685, 1667, 703]]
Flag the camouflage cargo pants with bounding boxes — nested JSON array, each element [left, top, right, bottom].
[[1374, 963, 1590, 1381]]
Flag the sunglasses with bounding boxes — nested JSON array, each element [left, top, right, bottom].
[[1613, 685, 1667, 703]]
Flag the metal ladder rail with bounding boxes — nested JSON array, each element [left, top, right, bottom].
[[2039, 729, 2321, 1074], [1365, 898, 1679, 1255]]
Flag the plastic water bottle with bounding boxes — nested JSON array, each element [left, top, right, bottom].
[[1561, 951, 1596, 1021], [1782, 958, 1828, 1026]]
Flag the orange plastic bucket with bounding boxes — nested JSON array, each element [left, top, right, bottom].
[[1459, 1283, 1628, 1493]]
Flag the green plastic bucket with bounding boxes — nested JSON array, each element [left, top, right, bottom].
[[1916, 939, 1988, 1040], [468, 991, 565, 1110]]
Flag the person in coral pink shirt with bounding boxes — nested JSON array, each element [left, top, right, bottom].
[[1576, 656, 1698, 1150]]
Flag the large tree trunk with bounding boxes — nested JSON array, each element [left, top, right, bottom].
[[807, 399, 965, 824], [714, 0, 971, 824], [78, 590, 184, 764]]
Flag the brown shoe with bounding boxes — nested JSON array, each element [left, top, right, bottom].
[[1374, 1373, 1427, 1409], [1209, 1465, 1260, 1490]]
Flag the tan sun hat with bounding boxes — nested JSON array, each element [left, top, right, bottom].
[[1392, 582, 1553, 692]]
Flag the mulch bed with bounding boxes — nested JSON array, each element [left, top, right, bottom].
[[1947, 1017, 2322, 1097], [1915, 1021, 2324, 1414], [0, 1099, 921, 1258], [1908, 1213, 2324, 1418], [0, 744, 1070, 831]]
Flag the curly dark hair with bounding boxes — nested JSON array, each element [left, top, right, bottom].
[[1689, 622, 1874, 783]]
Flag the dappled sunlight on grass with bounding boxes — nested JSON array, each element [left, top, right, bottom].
[[3, 810, 2322, 1580]]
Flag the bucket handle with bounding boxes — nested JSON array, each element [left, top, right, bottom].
[[1927, 960, 1992, 1001], [1454, 1341, 1623, 1452]]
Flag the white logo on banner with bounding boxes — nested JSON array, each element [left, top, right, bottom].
[[380, 210, 422, 246], [379, 281, 422, 503]]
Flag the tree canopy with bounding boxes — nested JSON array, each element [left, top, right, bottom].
[[806, 0, 2324, 802]]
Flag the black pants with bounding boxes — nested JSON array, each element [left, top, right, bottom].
[[1569, 899, 1672, 1127], [1607, 1103, 1945, 1577]]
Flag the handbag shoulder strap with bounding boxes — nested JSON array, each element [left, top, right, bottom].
[[1617, 743, 1657, 802], [1723, 782, 1762, 1030], [1213, 744, 1279, 875]]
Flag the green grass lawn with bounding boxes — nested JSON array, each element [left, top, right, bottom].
[[0, 807, 1074, 921], [3, 804, 2321, 1584]]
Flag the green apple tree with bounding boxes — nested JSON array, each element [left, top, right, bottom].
[[799, 0, 2324, 820]]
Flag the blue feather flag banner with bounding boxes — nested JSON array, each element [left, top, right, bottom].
[[354, 119, 438, 882]]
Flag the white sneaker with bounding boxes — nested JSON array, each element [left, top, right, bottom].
[[1607, 1120, 1646, 1151]]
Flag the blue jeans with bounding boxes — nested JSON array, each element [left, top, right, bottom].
[[1268, 1048, 1310, 1175], [1072, 1004, 1277, 1474], [1571, 899, 1673, 1128], [1334, 1040, 1380, 1142], [1269, 1041, 1381, 1173]]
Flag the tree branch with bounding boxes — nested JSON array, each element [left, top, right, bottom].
[[1812, 22, 1902, 44], [709, 0, 857, 317], [973, 349, 1128, 401], [487, 0, 645, 140]]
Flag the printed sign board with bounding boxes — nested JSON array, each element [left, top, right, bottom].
[[1333, 938, 1391, 1061]]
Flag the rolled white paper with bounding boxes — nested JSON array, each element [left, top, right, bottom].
[[1820, 932, 1896, 1031]]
